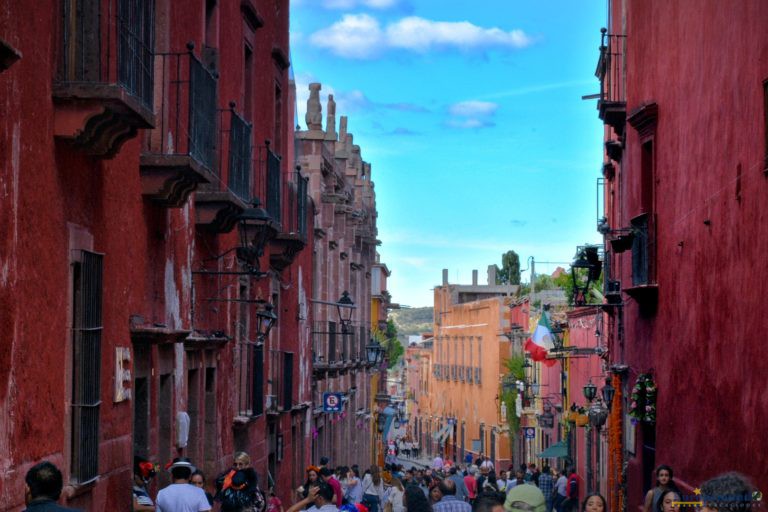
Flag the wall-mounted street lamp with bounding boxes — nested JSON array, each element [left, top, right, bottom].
[[237, 200, 277, 275], [583, 381, 598, 402], [601, 379, 616, 411], [336, 291, 355, 328], [571, 245, 603, 306], [255, 302, 278, 344], [366, 339, 385, 365]]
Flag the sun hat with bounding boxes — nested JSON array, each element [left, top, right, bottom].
[[504, 484, 546, 512], [167, 457, 196, 473]]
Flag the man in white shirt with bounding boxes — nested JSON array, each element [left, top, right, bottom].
[[479, 457, 494, 473], [432, 454, 444, 471], [156, 458, 211, 512]]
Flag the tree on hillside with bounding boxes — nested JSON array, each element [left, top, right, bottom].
[[496, 250, 521, 285], [373, 319, 404, 369]]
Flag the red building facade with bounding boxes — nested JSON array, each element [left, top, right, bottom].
[[597, 0, 768, 507], [0, 0, 320, 510]]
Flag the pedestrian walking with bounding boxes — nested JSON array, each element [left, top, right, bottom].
[[472, 493, 505, 512], [537, 466, 554, 512], [156, 458, 211, 512], [343, 467, 364, 504], [643, 466, 680, 512], [656, 490, 680, 512], [463, 467, 478, 504], [432, 480, 472, 512], [190, 470, 215, 507], [412, 441, 420, 459], [133, 456, 157, 512], [552, 470, 567, 512], [432, 455, 444, 472], [581, 494, 606, 512], [404, 484, 433, 512], [301, 467, 322, 499], [561, 468, 581, 512], [447, 467, 469, 502], [288, 482, 339, 512], [361, 466, 385, 512], [214, 452, 265, 512], [320, 467, 344, 507], [503, 484, 546, 512], [387, 478, 406, 512], [268, 488, 285, 512], [699, 472, 755, 512], [23, 461, 83, 512]]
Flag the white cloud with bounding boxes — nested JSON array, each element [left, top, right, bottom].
[[309, 14, 384, 59], [309, 15, 532, 59], [386, 17, 531, 52], [447, 100, 499, 117], [444, 118, 494, 129]]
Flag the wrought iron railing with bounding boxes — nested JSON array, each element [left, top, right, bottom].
[[281, 171, 310, 240], [59, 0, 154, 109], [144, 48, 217, 171], [267, 149, 281, 223], [596, 29, 627, 105], [313, 321, 362, 366], [631, 213, 652, 286]]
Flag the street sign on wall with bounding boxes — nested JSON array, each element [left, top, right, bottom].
[[524, 427, 536, 440], [323, 392, 343, 413]]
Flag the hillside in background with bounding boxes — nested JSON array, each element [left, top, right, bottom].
[[389, 307, 434, 342]]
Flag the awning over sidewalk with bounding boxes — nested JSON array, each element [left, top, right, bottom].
[[432, 423, 452, 444], [538, 441, 568, 459]]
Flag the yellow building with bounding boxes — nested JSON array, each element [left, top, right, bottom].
[[413, 268, 518, 467]]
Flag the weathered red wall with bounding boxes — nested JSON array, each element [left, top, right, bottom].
[[0, 0, 306, 510], [608, 0, 768, 503]]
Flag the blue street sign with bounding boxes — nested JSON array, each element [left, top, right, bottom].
[[524, 427, 536, 440], [323, 392, 343, 413]]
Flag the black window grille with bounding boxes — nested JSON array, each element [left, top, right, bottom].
[[117, 0, 154, 108], [267, 150, 281, 222], [71, 250, 103, 484], [189, 54, 217, 172], [328, 321, 337, 364], [252, 346, 264, 416], [631, 213, 650, 286], [283, 353, 294, 410], [298, 176, 308, 239], [229, 110, 252, 201], [60, 0, 100, 82]]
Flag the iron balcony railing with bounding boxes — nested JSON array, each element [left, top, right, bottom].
[[596, 29, 627, 106], [59, 0, 154, 109], [228, 110, 252, 202], [312, 321, 363, 367], [267, 149, 281, 223], [144, 47, 217, 171]]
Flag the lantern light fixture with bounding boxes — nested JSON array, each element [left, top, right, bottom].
[[583, 380, 597, 402]]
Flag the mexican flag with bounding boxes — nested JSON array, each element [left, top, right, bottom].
[[525, 313, 557, 367]]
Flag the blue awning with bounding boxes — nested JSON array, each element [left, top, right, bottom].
[[538, 441, 568, 459]]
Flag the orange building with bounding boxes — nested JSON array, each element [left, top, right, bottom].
[[410, 268, 519, 467]]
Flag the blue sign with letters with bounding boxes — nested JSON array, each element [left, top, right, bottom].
[[323, 392, 343, 413], [524, 427, 536, 440]]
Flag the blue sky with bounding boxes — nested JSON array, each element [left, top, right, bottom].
[[290, 0, 605, 307]]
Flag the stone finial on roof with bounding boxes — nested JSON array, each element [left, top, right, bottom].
[[339, 115, 348, 142], [306, 83, 323, 131], [325, 94, 337, 141]]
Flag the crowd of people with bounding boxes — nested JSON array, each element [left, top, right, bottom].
[[17, 455, 758, 512]]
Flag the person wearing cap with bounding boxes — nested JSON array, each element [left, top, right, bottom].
[[156, 457, 211, 512], [133, 456, 157, 511], [504, 484, 547, 512]]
